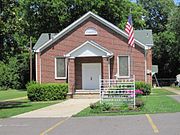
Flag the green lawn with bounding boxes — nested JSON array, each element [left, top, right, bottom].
[[75, 88, 180, 117], [0, 100, 62, 118], [0, 89, 65, 118], [0, 89, 27, 101]]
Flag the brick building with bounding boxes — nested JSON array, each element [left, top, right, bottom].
[[33, 12, 153, 96]]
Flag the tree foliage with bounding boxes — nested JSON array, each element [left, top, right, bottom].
[[0, 0, 179, 89], [153, 31, 179, 78], [137, 0, 175, 33], [0, 54, 29, 89]]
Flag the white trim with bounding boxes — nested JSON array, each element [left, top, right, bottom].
[[117, 55, 130, 78], [34, 11, 148, 52], [55, 57, 67, 79], [40, 56, 42, 84], [35, 53, 38, 82], [144, 51, 147, 83], [65, 40, 113, 58], [108, 59, 110, 80]]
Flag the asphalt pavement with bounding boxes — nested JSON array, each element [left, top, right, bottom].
[[0, 112, 180, 135]]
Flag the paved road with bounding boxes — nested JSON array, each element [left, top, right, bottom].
[[1, 112, 180, 135]]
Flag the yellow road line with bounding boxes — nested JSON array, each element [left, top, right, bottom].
[[146, 114, 159, 133], [40, 117, 70, 135]]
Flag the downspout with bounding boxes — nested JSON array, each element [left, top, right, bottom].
[[144, 50, 147, 83], [40, 53, 42, 84]]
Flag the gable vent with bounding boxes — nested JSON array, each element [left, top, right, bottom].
[[85, 27, 98, 35]]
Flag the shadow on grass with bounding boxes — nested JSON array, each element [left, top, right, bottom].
[[0, 101, 31, 109]]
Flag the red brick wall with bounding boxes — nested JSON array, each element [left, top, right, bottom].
[[147, 49, 152, 84], [68, 58, 75, 93], [36, 18, 151, 92]]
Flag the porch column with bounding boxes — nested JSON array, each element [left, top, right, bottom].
[[102, 57, 109, 79], [146, 49, 152, 85], [68, 58, 75, 95]]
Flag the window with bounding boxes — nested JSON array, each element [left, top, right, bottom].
[[85, 27, 98, 35], [118, 56, 130, 78], [55, 57, 66, 79]]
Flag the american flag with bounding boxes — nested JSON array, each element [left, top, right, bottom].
[[125, 15, 135, 47]]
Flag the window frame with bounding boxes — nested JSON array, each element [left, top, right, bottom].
[[117, 55, 130, 78], [55, 57, 67, 79]]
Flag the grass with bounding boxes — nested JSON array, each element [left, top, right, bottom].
[[0, 100, 62, 118], [75, 88, 180, 117], [0, 89, 65, 118], [0, 89, 27, 101], [150, 88, 176, 96]]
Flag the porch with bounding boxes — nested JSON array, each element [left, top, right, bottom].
[[65, 40, 113, 96]]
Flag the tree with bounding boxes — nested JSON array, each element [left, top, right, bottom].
[[65, 0, 145, 30], [0, 0, 28, 61], [168, 6, 180, 42], [137, 0, 175, 33], [153, 31, 179, 78]]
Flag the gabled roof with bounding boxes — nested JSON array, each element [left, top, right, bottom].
[[34, 11, 150, 52], [65, 40, 113, 58]]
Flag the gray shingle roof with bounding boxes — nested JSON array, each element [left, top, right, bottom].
[[134, 30, 153, 47], [33, 33, 57, 50]]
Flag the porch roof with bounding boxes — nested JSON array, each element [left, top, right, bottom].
[[65, 40, 113, 58]]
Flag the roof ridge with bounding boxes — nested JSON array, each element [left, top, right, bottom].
[[34, 11, 149, 52]]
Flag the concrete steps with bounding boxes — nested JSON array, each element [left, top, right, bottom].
[[73, 90, 100, 99]]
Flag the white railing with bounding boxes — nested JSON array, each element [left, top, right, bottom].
[[99, 76, 135, 107]]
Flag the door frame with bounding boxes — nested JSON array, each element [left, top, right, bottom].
[[82, 63, 101, 90]]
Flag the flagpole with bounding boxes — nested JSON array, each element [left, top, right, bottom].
[[125, 7, 135, 78]]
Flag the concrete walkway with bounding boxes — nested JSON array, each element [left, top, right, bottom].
[[163, 87, 180, 95], [163, 87, 180, 102], [13, 99, 99, 118]]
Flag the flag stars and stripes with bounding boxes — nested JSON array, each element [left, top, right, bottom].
[[125, 15, 135, 48]]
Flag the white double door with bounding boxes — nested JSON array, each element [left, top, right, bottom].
[[82, 63, 101, 90]]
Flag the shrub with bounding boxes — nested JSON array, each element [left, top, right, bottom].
[[101, 103, 112, 111], [127, 89, 144, 97], [135, 89, 143, 97], [120, 103, 129, 111], [135, 81, 151, 95], [90, 102, 112, 112], [90, 103, 100, 110], [27, 83, 68, 101], [26, 81, 37, 88]]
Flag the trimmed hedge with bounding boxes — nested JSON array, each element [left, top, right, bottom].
[[135, 81, 151, 95], [27, 83, 68, 101]]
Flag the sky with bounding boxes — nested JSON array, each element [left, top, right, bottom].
[[174, 0, 180, 4], [130, 0, 180, 5]]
